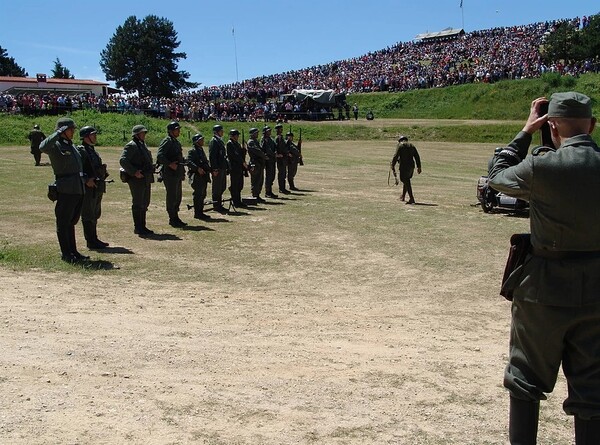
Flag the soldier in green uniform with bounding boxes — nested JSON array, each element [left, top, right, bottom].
[[77, 126, 109, 249], [226, 129, 249, 208], [285, 131, 301, 191], [40, 117, 88, 263], [247, 127, 267, 202], [120, 125, 155, 236], [157, 121, 187, 228], [186, 133, 211, 220], [260, 126, 278, 198], [274, 123, 290, 194], [27, 124, 46, 166], [489, 92, 600, 445], [391, 135, 422, 204], [209, 124, 228, 213]]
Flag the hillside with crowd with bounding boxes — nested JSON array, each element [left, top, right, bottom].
[[1, 16, 597, 121]]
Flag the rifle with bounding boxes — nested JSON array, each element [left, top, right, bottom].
[[388, 166, 399, 186], [298, 128, 304, 166]]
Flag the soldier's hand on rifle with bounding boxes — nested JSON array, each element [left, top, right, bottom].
[[85, 178, 97, 188], [169, 161, 178, 171], [197, 167, 205, 175]]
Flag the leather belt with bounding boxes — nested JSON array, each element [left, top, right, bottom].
[[532, 247, 600, 260]]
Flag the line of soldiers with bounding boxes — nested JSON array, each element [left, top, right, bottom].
[[39, 117, 304, 261], [119, 121, 303, 233]]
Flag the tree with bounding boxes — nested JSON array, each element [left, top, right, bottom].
[[579, 14, 600, 62], [542, 21, 580, 63], [51, 58, 75, 79], [0, 45, 28, 77], [100, 15, 197, 96]]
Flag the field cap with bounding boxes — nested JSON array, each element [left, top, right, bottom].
[[229, 129, 240, 136], [249, 128, 258, 135], [132, 124, 148, 136], [213, 124, 223, 132], [56, 117, 76, 130], [398, 135, 408, 142], [262, 126, 271, 133], [192, 133, 204, 143], [548, 92, 592, 119]]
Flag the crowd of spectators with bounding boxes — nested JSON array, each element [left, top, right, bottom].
[[1, 17, 598, 121]]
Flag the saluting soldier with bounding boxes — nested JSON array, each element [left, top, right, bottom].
[[226, 129, 248, 208], [391, 135, 422, 204], [187, 133, 212, 220], [27, 124, 46, 166], [247, 127, 268, 202], [208, 124, 228, 213], [274, 123, 290, 194], [120, 125, 155, 236], [286, 131, 301, 191], [157, 121, 187, 228], [260, 126, 278, 198], [40, 117, 87, 263], [77, 126, 109, 249]]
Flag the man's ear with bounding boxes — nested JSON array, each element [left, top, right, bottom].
[[589, 117, 597, 135]]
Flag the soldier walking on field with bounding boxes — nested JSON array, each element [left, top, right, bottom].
[[27, 124, 46, 166], [77, 126, 110, 249], [157, 121, 187, 228], [391, 135, 422, 204]]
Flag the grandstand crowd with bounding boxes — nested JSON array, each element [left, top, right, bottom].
[[1, 16, 598, 121]]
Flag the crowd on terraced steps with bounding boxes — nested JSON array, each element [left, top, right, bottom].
[[2, 16, 598, 120]]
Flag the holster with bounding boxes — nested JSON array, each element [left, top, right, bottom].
[[47, 183, 58, 202], [119, 168, 130, 183], [500, 233, 531, 301]]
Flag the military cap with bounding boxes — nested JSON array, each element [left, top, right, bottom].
[[398, 135, 408, 142], [56, 117, 76, 130], [132, 125, 148, 136], [262, 126, 271, 133], [167, 121, 181, 131], [213, 124, 223, 133], [79, 126, 97, 139], [229, 129, 240, 136], [286, 131, 294, 137], [192, 133, 204, 143], [33, 124, 40, 129], [274, 123, 283, 129], [249, 127, 258, 135], [548, 92, 592, 119]]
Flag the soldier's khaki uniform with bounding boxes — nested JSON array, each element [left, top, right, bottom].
[[261, 128, 277, 197], [391, 139, 421, 203], [157, 132, 185, 226], [209, 131, 228, 211], [40, 121, 85, 261], [226, 135, 246, 207], [78, 139, 108, 248], [489, 92, 600, 443], [27, 127, 46, 166], [247, 135, 267, 199], [187, 136, 211, 218]]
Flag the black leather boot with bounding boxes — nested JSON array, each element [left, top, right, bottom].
[[575, 417, 600, 445], [509, 396, 539, 445]]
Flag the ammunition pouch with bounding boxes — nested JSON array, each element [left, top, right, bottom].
[[47, 183, 58, 202], [119, 168, 130, 183], [500, 233, 531, 301]]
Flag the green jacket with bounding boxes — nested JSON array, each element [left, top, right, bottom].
[[247, 138, 267, 168], [260, 136, 276, 164], [391, 142, 421, 179], [489, 131, 600, 306], [40, 131, 85, 195], [157, 135, 185, 180], [120, 138, 155, 183], [78, 143, 107, 194]]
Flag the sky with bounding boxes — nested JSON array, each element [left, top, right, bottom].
[[1, 0, 597, 90]]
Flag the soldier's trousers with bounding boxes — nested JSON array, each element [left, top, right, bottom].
[[55, 192, 83, 255], [128, 178, 152, 229], [229, 170, 244, 204], [191, 177, 208, 215], [504, 300, 600, 419], [287, 161, 298, 188], [31, 148, 41, 165], [265, 162, 276, 193], [251, 167, 265, 197], [211, 170, 227, 204], [277, 159, 288, 191], [163, 175, 183, 218], [81, 187, 103, 223]]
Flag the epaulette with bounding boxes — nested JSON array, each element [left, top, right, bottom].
[[531, 145, 556, 156]]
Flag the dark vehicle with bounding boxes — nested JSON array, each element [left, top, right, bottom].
[[477, 176, 528, 213]]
